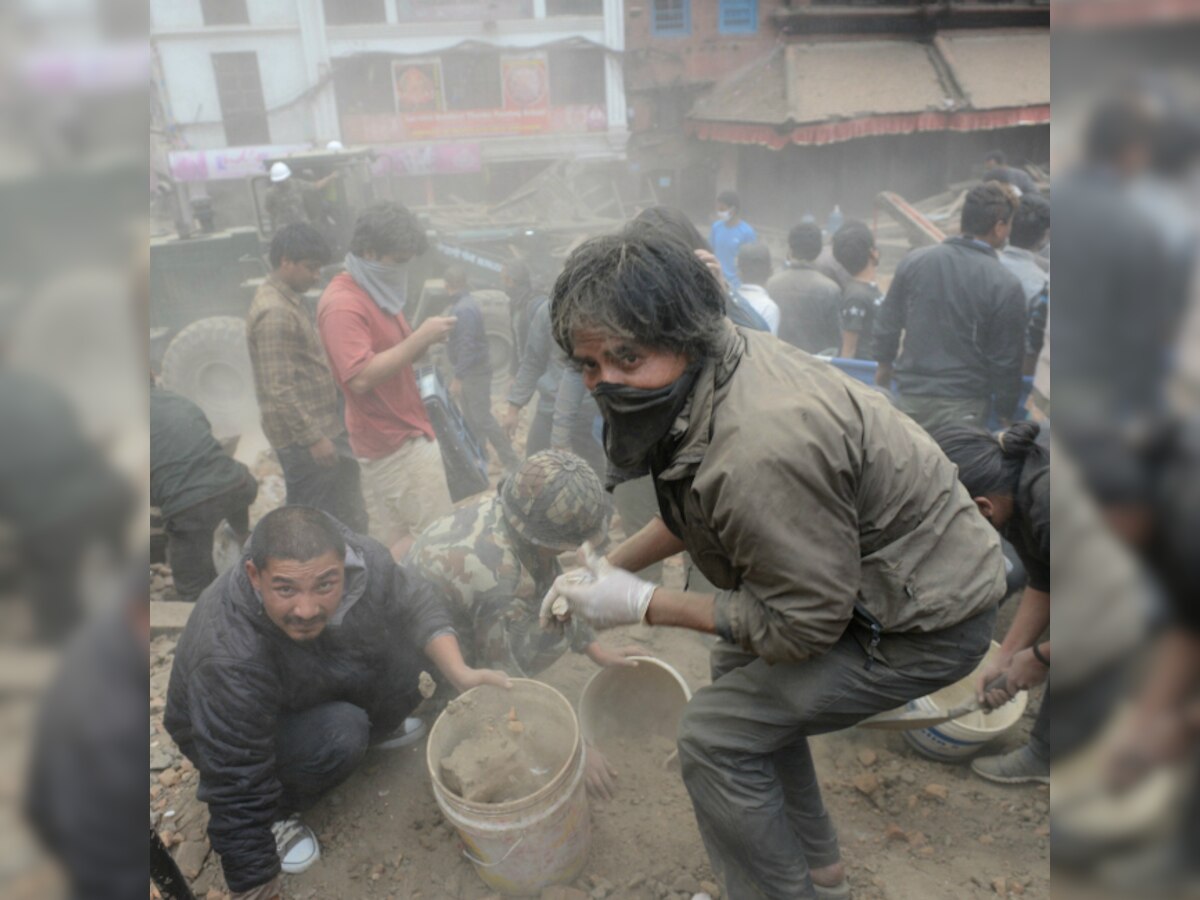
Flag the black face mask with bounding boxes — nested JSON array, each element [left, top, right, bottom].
[[592, 364, 702, 471]]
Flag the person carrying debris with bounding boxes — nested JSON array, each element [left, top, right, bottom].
[[264, 161, 337, 231], [317, 202, 457, 559], [443, 265, 521, 473], [247, 223, 369, 533], [409, 449, 625, 676], [165, 506, 510, 900], [873, 183, 1028, 433], [150, 384, 258, 603], [934, 422, 1051, 785], [540, 224, 1005, 900], [407, 449, 637, 795], [765, 222, 842, 354]]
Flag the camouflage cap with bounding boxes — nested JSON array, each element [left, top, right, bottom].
[[499, 450, 610, 552]]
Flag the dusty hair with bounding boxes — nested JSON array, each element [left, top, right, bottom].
[[550, 222, 725, 361]]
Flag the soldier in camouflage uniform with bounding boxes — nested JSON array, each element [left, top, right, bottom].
[[407, 450, 636, 678]]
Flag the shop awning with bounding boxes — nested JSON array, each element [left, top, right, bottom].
[[686, 31, 1049, 149]]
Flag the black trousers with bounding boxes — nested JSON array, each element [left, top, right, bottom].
[[276, 434, 368, 534], [275, 691, 420, 813], [165, 475, 257, 603]]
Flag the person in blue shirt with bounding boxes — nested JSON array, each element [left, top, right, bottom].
[[444, 266, 521, 472], [709, 190, 758, 288]]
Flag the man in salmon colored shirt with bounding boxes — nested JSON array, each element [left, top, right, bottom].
[[317, 203, 458, 558]]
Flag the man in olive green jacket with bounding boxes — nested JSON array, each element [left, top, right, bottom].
[[541, 225, 1005, 900]]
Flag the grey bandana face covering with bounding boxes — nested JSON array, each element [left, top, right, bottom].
[[344, 252, 408, 316]]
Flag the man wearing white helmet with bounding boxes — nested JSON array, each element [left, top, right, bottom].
[[265, 161, 337, 231]]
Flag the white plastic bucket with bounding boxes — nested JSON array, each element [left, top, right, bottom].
[[902, 641, 1028, 761], [426, 679, 590, 896], [579, 656, 692, 746]]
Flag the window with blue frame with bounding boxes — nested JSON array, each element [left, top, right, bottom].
[[652, 0, 690, 36], [719, 0, 758, 34]]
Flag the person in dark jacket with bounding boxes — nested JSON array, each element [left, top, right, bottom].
[[164, 506, 511, 899], [150, 385, 258, 602], [934, 422, 1051, 785], [765, 222, 842, 354], [874, 183, 1028, 432], [445, 266, 520, 471]]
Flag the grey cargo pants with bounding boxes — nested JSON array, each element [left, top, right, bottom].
[[678, 607, 995, 900]]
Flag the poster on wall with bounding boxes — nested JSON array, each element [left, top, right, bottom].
[[392, 60, 444, 113], [500, 55, 549, 111]]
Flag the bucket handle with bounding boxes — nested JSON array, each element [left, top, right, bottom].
[[462, 834, 525, 868]]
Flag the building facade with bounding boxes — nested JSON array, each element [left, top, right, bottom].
[[151, 0, 628, 202], [625, 0, 1050, 225]]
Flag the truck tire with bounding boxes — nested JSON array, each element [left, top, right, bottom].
[[161, 316, 259, 440], [475, 289, 514, 386]]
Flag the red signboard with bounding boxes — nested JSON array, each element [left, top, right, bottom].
[[342, 105, 608, 144]]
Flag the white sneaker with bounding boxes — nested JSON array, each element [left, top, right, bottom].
[[373, 716, 428, 750], [271, 816, 320, 874]]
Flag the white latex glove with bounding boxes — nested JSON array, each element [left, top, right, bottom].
[[539, 543, 656, 630]]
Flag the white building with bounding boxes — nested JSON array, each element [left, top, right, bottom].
[[151, 0, 628, 196]]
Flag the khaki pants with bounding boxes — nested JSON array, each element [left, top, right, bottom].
[[359, 438, 453, 547]]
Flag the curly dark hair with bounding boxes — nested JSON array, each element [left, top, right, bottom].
[[550, 222, 726, 362], [349, 202, 429, 263]]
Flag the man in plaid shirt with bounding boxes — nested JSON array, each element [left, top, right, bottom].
[[247, 224, 368, 532]]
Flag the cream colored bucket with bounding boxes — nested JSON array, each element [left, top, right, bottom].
[[902, 641, 1028, 761], [426, 679, 590, 896], [578, 656, 692, 746]]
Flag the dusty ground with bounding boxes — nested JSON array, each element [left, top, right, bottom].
[[150, 587, 1048, 900], [150, 431, 1049, 900]]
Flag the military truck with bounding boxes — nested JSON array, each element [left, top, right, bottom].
[[150, 148, 381, 437], [151, 151, 622, 438]]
